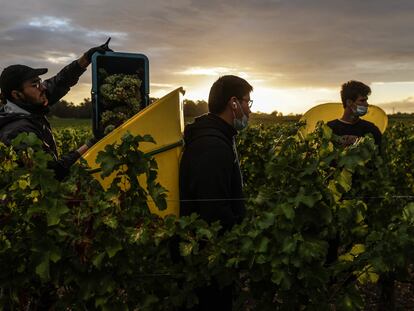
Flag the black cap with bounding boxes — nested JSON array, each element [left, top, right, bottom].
[[0, 65, 48, 98]]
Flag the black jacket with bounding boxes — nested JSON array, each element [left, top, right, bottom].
[[0, 60, 86, 180], [179, 113, 245, 230]]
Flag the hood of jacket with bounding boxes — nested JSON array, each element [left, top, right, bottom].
[[183, 113, 237, 146], [0, 101, 31, 130]]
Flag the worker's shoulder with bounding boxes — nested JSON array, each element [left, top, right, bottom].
[[0, 115, 41, 144], [187, 136, 233, 158], [327, 118, 339, 125], [358, 119, 381, 133], [186, 127, 232, 146], [184, 130, 234, 160], [0, 114, 37, 131], [327, 119, 340, 127]]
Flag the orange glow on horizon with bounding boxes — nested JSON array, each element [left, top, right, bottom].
[[62, 77, 414, 115]]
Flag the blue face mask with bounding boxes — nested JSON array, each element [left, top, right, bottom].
[[355, 105, 368, 117], [233, 102, 249, 131]]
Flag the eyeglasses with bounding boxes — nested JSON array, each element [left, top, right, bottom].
[[238, 98, 253, 108], [24, 79, 44, 90]]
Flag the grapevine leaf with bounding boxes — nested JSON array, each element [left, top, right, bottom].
[[258, 212, 275, 229], [105, 238, 122, 258], [280, 203, 295, 220], [92, 252, 106, 269], [179, 242, 193, 257], [35, 252, 50, 281], [47, 201, 69, 226]]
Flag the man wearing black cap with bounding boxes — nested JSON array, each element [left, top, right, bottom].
[[0, 38, 112, 180]]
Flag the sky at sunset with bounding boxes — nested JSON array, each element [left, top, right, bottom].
[[1, 0, 414, 114]]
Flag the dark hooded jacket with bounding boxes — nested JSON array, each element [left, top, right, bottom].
[[179, 113, 245, 231], [0, 60, 86, 180]]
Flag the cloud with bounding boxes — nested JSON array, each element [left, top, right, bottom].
[[1, 0, 414, 110], [28, 16, 73, 31], [378, 97, 414, 113], [45, 52, 77, 64], [176, 66, 250, 77], [0, 14, 128, 89]]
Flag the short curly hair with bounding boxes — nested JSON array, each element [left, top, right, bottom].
[[340, 80, 371, 108]]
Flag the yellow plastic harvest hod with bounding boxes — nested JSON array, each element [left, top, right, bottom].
[[82, 87, 185, 217], [300, 103, 388, 136]]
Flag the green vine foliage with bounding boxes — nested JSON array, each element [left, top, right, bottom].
[[53, 127, 92, 155], [1, 123, 414, 310]]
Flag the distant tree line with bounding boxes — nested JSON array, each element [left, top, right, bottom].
[[47, 99, 414, 121], [182, 99, 208, 117], [46, 97, 303, 124], [48, 98, 209, 119], [48, 99, 92, 118]]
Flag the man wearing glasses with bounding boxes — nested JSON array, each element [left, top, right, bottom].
[[0, 39, 112, 180], [179, 75, 253, 310]]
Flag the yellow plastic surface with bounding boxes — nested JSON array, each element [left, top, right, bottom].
[[82, 88, 185, 217], [300, 103, 388, 136]]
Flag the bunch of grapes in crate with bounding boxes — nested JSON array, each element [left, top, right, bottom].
[[99, 68, 142, 134]]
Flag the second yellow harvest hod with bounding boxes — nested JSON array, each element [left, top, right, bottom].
[[300, 103, 388, 136]]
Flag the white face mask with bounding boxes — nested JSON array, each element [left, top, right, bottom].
[[233, 101, 249, 130], [355, 105, 368, 117]]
